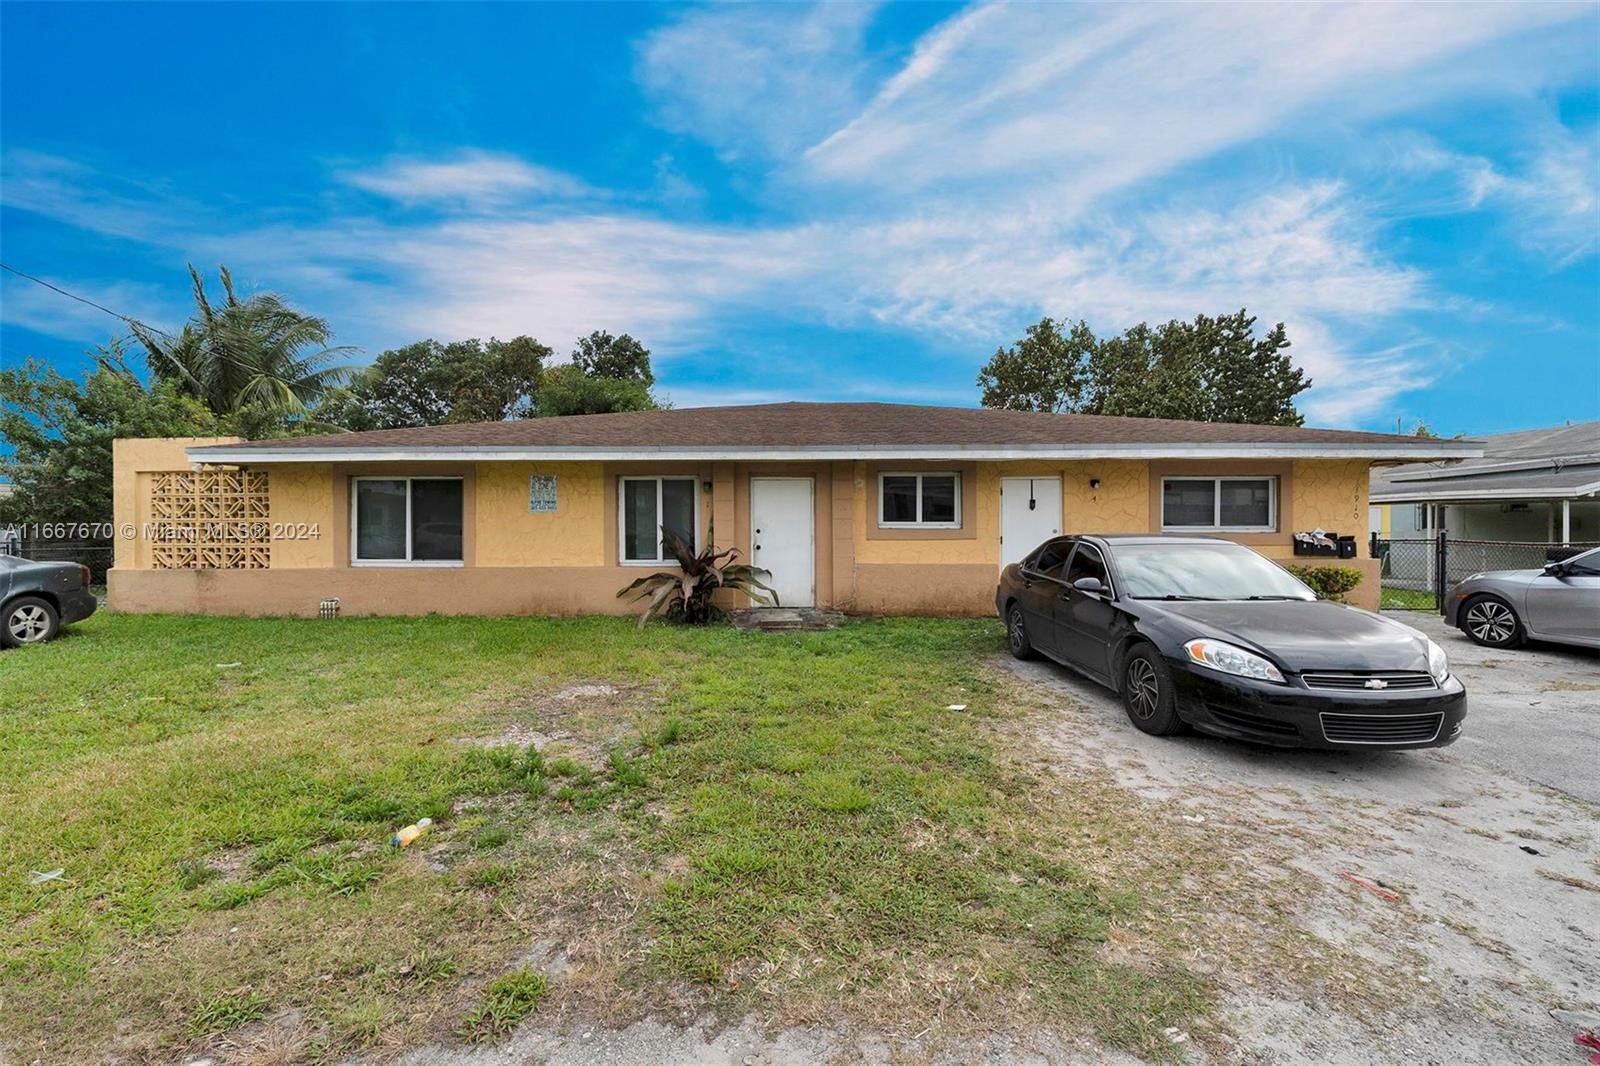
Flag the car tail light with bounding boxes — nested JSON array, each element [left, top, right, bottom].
[[80, 564, 92, 588]]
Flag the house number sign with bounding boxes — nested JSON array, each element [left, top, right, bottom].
[[528, 475, 558, 513]]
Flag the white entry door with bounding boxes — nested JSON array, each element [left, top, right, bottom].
[[1000, 477, 1062, 568], [750, 477, 815, 607]]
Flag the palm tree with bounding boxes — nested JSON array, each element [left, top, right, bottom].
[[130, 265, 352, 422]]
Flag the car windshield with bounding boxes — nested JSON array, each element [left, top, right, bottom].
[[1113, 542, 1316, 601]]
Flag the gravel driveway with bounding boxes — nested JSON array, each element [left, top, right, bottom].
[[1003, 612, 1600, 1065], [1397, 608, 1600, 805]]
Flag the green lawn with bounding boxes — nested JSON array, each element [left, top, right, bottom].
[[2, 613, 1218, 1062], [1380, 586, 1438, 611]]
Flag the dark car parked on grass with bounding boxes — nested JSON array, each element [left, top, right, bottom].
[[997, 535, 1466, 750], [0, 556, 97, 647]]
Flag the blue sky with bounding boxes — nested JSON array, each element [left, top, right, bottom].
[[2, 1, 1597, 435]]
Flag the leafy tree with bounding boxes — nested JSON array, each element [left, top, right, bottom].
[[570, 331, 654, 387], [129, 264, 351, 424], [317, 336, 551, 431], [977, 309, 1310, 426], [977, 317, 1096, 413], [0, 344, 219, 526], [532, 332, 666, 417], [532, 364, 660, 417]]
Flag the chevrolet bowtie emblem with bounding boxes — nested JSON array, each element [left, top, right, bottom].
[[1364, 678, 1389, 690]]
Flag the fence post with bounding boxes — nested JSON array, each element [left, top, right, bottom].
[[1369, 530, 1379, 559], [1434, 529, 1448, 616]]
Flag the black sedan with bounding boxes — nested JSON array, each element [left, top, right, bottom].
[[996, 535, 1466, 750], [0, 555, 98, 647]]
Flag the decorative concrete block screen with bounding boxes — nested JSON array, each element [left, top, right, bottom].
[[149, 470, 271, 570]]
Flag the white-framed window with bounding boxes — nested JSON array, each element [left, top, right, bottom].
[[619, 476, 700, 564], [878, 472, 961, 529], [1160, 476, 1277, 532], [351, 477, 464, 566]]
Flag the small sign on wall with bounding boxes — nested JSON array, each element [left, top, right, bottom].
[[528, 475, 558, 513]]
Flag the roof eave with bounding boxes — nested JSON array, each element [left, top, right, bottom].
[[187, 440, 1487, 465], [1371, 483, 1600, 503]]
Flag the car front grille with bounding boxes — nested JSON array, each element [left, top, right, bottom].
[[1301, 671, 1436, 691], [1319, 712, 1444, 745]]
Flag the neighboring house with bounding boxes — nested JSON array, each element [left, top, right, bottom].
[[110, 403, 1480, 616], [1370, 421, 1600, 544]]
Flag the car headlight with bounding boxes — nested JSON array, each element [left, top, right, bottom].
[[1425, 637, 1450, 684], [1184, 638, 1285, 684]]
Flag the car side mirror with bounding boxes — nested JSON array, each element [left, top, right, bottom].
[[1543, 561, 1566, 576], [1072, 576, 1106, 597]]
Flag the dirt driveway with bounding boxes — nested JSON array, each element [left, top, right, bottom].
[[1004, 614, 1600, 1066]]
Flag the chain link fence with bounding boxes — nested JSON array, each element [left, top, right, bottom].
[[1371, 533, 1599, 613], [0, 538, 115, 590]]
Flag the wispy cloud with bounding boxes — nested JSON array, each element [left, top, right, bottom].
[[341, 150, 598, 207], [802, 3, 1590, 199], [1398, 125, 1600, 266], [5, 2, 1595, 428], [636, 2, 881, 162]]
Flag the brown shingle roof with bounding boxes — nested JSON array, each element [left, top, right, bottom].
[[213, 402, 1479, 452]]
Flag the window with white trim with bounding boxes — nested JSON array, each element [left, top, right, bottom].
[[352, 477, 464, 565], [1160, 476, 1277, 532], [878, 472, 961, 528], [620, 476, 699, 563]]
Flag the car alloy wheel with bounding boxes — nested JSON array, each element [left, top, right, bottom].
[[7, 604, 51, 643], [1465, 599, 1516, 645], [1125, 657, 1160, 720], [1007, 607, 1026, 653]]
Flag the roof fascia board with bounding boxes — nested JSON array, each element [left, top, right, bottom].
[[1385, 454, 1600, 482], [189, 441, 1486, 465], [1372, 483, 1600, 503]]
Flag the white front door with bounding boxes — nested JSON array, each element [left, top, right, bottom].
[[750, 477, 815, 607], [1000, 477, 1062, 568]]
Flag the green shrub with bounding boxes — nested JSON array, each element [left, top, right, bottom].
[[1286, 564, 1363, 603]]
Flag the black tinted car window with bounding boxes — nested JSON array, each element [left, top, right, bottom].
[[1065, 545, 1108, 588], [1029, 542, 1070, 577]]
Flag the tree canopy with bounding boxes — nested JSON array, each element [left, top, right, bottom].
[[130, 265, 351, 429], [978, 310, 1310, 426], [0, 344, 220, 526], [316, 336, 551, 431]]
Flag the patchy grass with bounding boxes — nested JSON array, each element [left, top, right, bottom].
[[459, 969, 549, 1042], [2, 613, 1214, 1062], [189, 987, 268, 1036]]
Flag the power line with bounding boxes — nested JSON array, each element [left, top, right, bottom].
[[0, 262, 179, 342]]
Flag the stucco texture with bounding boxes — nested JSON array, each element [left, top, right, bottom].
[[111, 444, 1380, 615]]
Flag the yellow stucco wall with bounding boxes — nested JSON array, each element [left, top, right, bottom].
[[112, 444, 1380, 614], [269, 464, 336, 568], [112, 436, 245, 571], [1290, 460, 1369, 540], [473, 462, 606, 567]]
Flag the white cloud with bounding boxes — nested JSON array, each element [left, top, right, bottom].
[[5, 2, 1595, 427], [1399, 125, 1600, 266], [636, 3, 881, 161], [342, 150, 596, 207], [803, 2, 1590, 200]]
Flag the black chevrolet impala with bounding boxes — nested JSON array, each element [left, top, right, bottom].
[[996, 535, 1466, 749]]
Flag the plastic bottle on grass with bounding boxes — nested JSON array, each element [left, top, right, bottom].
[[391, 818, 432, 848]]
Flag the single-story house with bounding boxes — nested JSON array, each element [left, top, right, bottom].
[[1370, 420, 1600, 544], [110, 402, 1481, 616]]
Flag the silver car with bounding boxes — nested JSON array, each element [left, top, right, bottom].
[[1445, 546, 1600, 650]]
